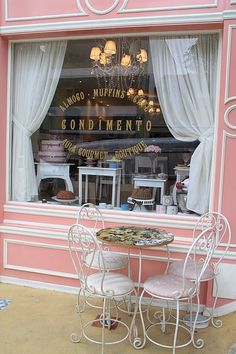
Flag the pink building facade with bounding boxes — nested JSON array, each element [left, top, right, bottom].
[[0, 0, 236, 315]]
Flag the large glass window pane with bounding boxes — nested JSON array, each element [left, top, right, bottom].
[[11, 34, 218, 215]]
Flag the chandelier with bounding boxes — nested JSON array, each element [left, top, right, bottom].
[[127, 88, 161, 115], [90, 38, 148, 90]]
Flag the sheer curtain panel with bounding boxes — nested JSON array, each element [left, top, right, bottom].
[[150, 34, 219, 214], [12, 41, 67, 201]]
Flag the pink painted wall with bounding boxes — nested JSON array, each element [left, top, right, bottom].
[[0, 0, 236, 312]]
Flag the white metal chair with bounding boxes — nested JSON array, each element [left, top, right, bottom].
[[136, 226, 218, 354], [168, 212, 231, 328], [76, 203, 129, 271], [68, 224, 137, 354]]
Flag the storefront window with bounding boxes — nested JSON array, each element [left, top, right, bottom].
[[10, 33, 219, 215]]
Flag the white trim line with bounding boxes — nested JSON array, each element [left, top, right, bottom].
[[225, 24, 236, 103], [0, 276, 79, 294], [2, 202, 201, 229], [119, 0, 218, 13], [0, 13, 224, 35], [218, 131, 236, 212]]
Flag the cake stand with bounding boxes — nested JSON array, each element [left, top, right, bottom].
[[127, 197, 155, 212], [52, 196, 78, 204]]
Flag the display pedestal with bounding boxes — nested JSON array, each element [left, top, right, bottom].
[[127, 197, 155, 212]]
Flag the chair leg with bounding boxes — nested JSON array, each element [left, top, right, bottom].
[[172, 300, 180, 354], [209, 279, 223, 328], [71, 289, 84, 343], [76, 288, 86, 313], [101, 297, 108, 354], [191, 293, 204, 349]]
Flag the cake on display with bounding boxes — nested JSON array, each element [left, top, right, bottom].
[[56, 190, 75, 200], [131, 188, 152, 200], [38, 140, 67, 162]]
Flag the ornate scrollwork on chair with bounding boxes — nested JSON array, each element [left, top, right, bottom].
[[68, 224, 137, 354], [168, 212, 231, 329], [136, 226, 219, 353]]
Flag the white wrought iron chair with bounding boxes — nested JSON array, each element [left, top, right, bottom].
[[168, 211, 231, 328], [76, 203, 129, 272], [68, 224, 137, 354], [136, 226, 217, 354]]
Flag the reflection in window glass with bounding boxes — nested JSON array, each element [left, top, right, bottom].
[[11, 34, 219, 215]]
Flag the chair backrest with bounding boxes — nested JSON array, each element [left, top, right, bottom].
[[192, 212, 231, 270], [68, 223, 105, 284], [76, 203, 105, 232], [183, 226, 217, 291], [135, 156, 153, 174]]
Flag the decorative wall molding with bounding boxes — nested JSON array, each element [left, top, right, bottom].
[[224, 105, 236, 129], [0, 12, 226, 35], [4, 0, 219, 22], [225, 25, 236, 103], [3, 238, 174, 278], [4, 0, 87, 22], [77, 0, 120, 15], [3, 239, 75, 278], [2, 232, 236, 271], [118, 0, 218, 13], [2, 202, 200, 230], [218, 131, 236, 212]]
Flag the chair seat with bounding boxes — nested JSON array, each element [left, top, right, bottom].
[[87, 272, 134, 296], [85, 250, 129, 270], [168, 260, 215, 281], [144, 274, 196, 299]]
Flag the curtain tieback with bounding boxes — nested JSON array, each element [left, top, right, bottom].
[[199, 127, 214, 143], [13, 118, 32, 137]]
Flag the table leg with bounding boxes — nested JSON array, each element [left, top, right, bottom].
[[116, 174, 121, 207], [129, 247, 145, 349], [78, 172, 82, 206], [85, 175, 88, 203], [111, 176, 115, 207], [64, 177, 74, 193], [160, 184, 166, 204]]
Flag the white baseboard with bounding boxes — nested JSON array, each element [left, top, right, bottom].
[[1, 275, 236, 316], [0, 276, 78, 295]]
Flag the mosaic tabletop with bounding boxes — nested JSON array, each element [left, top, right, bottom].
[[96, 226, 174, 247]]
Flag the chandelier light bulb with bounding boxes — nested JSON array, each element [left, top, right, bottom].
[[148, 107, 154, 113], [121, 54, 131, 66], [127, 88, 135, 96], [104, 40, 116, 55], [138, 89, 144, 96], [99, 52, 108, 65], [137, 49, 148, 63], [90, 47, 101, 61]]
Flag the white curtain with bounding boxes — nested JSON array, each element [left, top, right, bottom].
[[12, 40, 67, 201], [150, 34, 219, 214]]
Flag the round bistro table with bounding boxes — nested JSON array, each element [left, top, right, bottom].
[[96, 225, 174, 348]]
